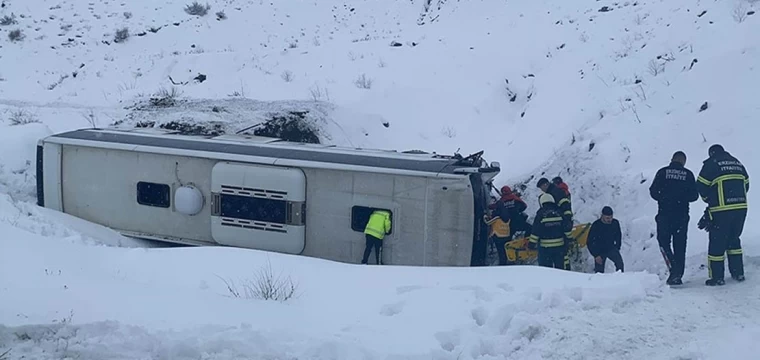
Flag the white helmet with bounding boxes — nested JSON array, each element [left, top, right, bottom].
[[539, 193, 555, 206]]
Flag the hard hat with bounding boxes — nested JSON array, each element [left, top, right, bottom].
[[539, 193, 555, 205]]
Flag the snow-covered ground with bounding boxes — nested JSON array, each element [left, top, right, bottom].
[[1, 0, 760, 358]]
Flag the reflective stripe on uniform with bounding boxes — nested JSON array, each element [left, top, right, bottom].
[[708, 254, 725, 262], [529, 234, 539, 244], [709, 203, 748, 213], [700, 173, 748, 212], [541, 217, 562, 223], [558, 198, 570, 206], [727, 249, 743, 255], [540, 238, 564, 247], [711, 174, 746, 185]]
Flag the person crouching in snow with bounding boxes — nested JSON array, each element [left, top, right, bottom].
[[587, 206, 624, 273], [527, 194, 571, 269]]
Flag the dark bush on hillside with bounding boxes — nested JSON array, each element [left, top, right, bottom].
[[184, 2, 210, 16]]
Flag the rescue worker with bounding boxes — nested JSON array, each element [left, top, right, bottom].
[[537, 178, 573, 269], [587, 206, 624, 273], [527, 193, 572, 269], [552, 176, 571, 199], [491, 185, 532, 236], [696, 144, 750, 286], [648, 150, 699, 285], [483, 210, 511, 265], [361, 209, 392, 265], [537, 178, 573, 221]]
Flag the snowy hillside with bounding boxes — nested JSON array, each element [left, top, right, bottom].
[[1, 0, 760, 358]]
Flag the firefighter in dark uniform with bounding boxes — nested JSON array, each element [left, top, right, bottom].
[[696, 144, 750, 286], [648, 151, 699, 285], [527, 193, 573, 269], [537, 178, 574, 270]]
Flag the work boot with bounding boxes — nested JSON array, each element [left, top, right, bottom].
[[732, 274, 746, 282], [705, 278, 726, 286], [668, 276, 683, 286], [666, 273, 678, 285]]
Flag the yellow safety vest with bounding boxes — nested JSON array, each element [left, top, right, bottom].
[[485, 216, 511, 238], [365, 210, 392, 240]]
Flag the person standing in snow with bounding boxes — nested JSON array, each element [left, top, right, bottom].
[[485, 186, 532, 264], [538, 178, 573, 222], [484, 210, 512, 265], [649, 151, 699, 285], [527, 193, 572, 269], [552, 176, 571, 200], [537, 177, 573, 270], [586, 206, 624, 273], [490, 185, 532, 236], [696, 144, 750, 286], [361, 209, 392, 265]]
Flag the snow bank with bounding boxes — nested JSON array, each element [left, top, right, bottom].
[[0, 220, 666, 359]]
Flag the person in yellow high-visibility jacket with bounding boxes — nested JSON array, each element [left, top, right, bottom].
[[362, 210, 392, 265], [484, 213, 511, 265]]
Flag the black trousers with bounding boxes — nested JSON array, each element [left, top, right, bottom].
[[493, 236, 510, 265], [656, 213, 689, 277], [538, 246, 565, 269], [594, 248, 624, 273], [361, 234, 383, 265], [708, 209, 747, 280]]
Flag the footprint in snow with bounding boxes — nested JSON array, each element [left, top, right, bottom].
[[450, 285, 495, 302], [471, 306, 489, 327], [434, 329, 461, 352], [396, 285, 424, 295], [380, 301, 404, 316]]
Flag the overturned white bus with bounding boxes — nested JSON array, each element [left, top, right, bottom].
[[36, 127, 500, 266]]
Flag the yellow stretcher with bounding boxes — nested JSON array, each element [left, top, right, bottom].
[[504, 222, 592, 264]]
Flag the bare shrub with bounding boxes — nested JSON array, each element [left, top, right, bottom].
[[0, 348, 11, 360], [7, 109, 39, 126], [8, 29, 23, 42], [281, 70, 294, 82], [441, 126, 456, 138], [113, 27, 129, 43], [184, 2, 210, 16], [354, 73, 373, 89], [216, 10, 227, 20], [647, 59, 665, 76], [81, 109, 98, 128], [149, 87, 183, 107], [217, 259, 298, 302], [309, 84, 330, 101], [0, 14, 17, 26], [123, 11, 132, 19], [732, 2, 749, 23]]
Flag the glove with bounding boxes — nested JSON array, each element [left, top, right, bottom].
[[697, 211, 710, 231]]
